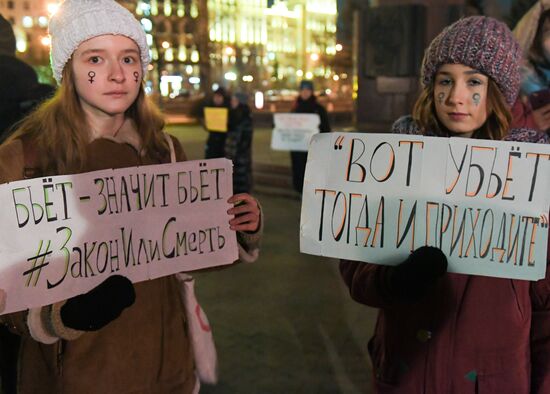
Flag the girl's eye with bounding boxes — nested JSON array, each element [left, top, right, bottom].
[[468, 78, 483, 86], [122, 57, 135, 64], [437, 78, 452, 86], [89, 56, 101, 64]]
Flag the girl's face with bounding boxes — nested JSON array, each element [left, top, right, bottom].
[[72, 34, 142, 119], [213, 93, 224, 106], [541, 17, 550, 63], [300, 88, 313, 101], [434, 63, 489, 137]]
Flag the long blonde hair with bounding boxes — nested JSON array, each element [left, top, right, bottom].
[[412, 78, 511, 140], [7, 59, 169, 175]]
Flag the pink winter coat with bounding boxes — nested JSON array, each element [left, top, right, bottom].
[[340, 260, 550, 393]]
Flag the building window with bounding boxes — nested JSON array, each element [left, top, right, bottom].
[[7, 0, 14, 9], [23, 1, 29, 10]]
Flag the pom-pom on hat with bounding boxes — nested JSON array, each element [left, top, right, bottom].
[[48, 0, 150, 84], [421, 16, 521, 105]]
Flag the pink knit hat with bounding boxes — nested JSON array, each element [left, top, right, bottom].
[[421, 16, 521, 106]]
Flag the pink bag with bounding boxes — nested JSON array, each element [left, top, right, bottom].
[[176, 273, 218, 385]]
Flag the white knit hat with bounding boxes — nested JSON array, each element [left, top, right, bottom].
[[48, 0, 150, 84]]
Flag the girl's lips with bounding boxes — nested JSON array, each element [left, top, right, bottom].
[[448, 112, 469, 121], [104, 92, 128, 98]]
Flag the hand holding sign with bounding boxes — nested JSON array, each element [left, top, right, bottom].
[[227, 193, 260, 233], [61, 275, 135, 331], [389, 246, 447, 302]]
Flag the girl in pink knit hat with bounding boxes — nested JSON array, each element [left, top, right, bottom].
[[0, 1, 263, 393], [341, 15, 550, 393]]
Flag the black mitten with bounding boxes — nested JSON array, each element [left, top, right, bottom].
[[60, 275, 135, 331], [388, 246, 447, 302]]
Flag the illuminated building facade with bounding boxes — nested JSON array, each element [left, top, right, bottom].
[[207, 0, 341, 94], [144, 0, 341, 97], [132, 0, 209, 98], [2, 0, 342, 97]]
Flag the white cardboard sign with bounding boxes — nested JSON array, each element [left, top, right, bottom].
[[300, 133, 550, 281], [271, 113, 320, 151], [0, 158, 238, 314]]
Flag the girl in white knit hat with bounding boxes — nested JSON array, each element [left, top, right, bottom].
[[0, 1, 262, 393]]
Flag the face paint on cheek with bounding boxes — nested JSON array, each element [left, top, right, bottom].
[[88, 71, 95, 84], [133, 71, 139, 83], [437, 92, 445, 104], [473, 93, 481, 106]]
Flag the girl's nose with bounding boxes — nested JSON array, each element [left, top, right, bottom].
[[446, 83, 466, 106], [109, 62, 125, 83]]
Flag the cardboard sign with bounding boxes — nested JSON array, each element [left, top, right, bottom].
[[204, 107, 228, 132], [300, 133, 550, 281], [271, 113, 320, 151], [0, 159, 238, 314]]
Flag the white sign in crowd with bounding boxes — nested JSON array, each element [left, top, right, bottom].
[[271, 113, 321, 151], [300, 133, 550, 281], [0, 158, 238, 314]]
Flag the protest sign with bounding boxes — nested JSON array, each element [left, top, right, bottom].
[[0, 158, 237, 314], [300, 133, 550, 280], [204, 107, 228, 132], [271, 113, 320, 151]]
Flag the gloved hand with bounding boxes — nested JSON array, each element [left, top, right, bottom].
[[60, 275, 135, 331], [388, 246, 447, 302]]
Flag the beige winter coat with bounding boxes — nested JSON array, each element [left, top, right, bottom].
[[0, 122, 262, 393]]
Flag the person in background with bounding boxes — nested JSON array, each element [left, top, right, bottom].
[[0, 14, 55, 394], [204, 86, 231, 159], [290, 80, 331, 194], [511, 0, 550, 132], [0, 14, 54, 143], [226, 92, 254, 194], [340, 16, 550, 393], [0, 1, 262, 393]]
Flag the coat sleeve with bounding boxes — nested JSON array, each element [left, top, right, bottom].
[[511, 97, 537, 130], [529, 229, 550, 393], [235, 198, 263, 263], [224, 124, 240, 161], [318, 105, 331, 133], [339, 259, 395, 308], [171, 135, 188, 162]]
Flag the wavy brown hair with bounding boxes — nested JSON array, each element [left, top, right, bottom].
[[412, 78, 511, 140], [7, 59, 169, 175]]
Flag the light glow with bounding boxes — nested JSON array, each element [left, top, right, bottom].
[[47, 3, 60, 16], [224, 72, 237, 81], [40, 36, 51, 46]]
